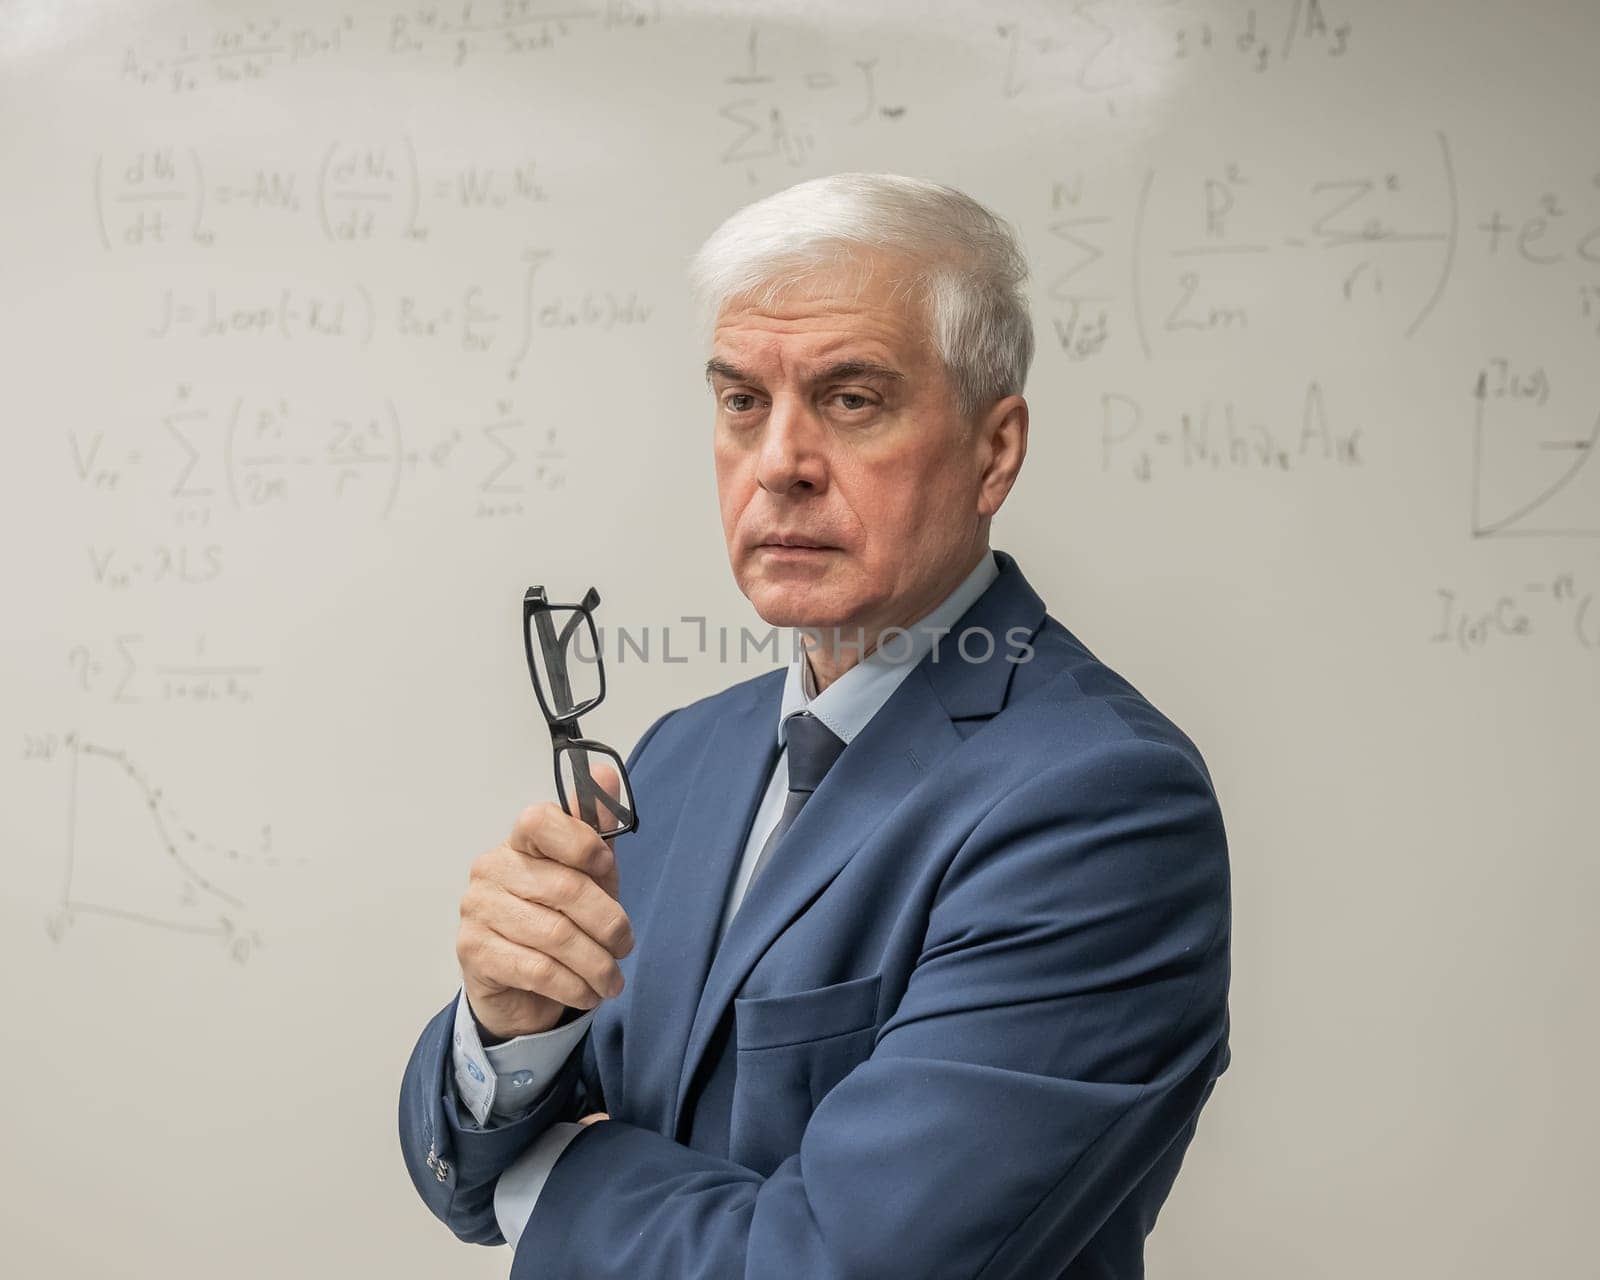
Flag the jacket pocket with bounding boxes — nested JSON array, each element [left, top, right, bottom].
[[729, 973, 883, 1176], [734, 971, 884, 1050]]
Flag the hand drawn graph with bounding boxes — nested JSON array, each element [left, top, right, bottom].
[[1471, 360, 1600, 539], [41, 731, 282, 962]]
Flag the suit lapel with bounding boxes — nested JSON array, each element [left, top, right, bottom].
[[668, 550, 1048, 1139], [624, 670, 781, 1134], [669, 664, 961, 1137]]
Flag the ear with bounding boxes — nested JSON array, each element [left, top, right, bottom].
[[973, 394, 1029, 518]]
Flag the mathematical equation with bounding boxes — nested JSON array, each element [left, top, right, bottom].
[[1099, 380, 1362, 481], [144, 272, 653, 372], [998, 0, 1355, 100], [716, 23, 907, 184], [1478, 190, 1600, 343], [1430, 573, 1599, 655], [94, 140, 554, 249], [118, 1, 665, 92], [66, 634, 265, 705], [114, 1, 1354, 106], [70, 386, 570, 582], [1042, 141, 1600, 362], [1040, 135, 1458, 365]]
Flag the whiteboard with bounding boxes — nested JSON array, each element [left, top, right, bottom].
[[2, 1, 1596, 1275]]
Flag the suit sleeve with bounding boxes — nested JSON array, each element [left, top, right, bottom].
[[396, 706, 677, 1245], [508, 735, 1232, 1279], [397, 992, 595, 1245]]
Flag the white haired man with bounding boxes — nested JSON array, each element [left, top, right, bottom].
[[400, 173, 1232, 1278]]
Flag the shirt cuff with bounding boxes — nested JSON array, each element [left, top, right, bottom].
[[494, 1121, 587, 1249], [450, 987, 596, 1128]]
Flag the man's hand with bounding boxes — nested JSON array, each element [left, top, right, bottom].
[[577, 1112, 610, 1126], [456, 761, 635, 1041]]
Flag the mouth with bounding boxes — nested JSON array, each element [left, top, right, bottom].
[[758, 531, 838, 547], [756, 537, 838, 554]]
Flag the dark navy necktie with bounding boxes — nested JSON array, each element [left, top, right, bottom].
[[686, 708, 848, 1158], [745, 709, 847, 888]]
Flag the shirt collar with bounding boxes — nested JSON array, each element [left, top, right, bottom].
[[777, 550, 1001, 749]]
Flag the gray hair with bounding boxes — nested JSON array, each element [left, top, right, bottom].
[[686, 173, 1034, 420]]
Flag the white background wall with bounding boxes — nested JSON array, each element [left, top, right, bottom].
[[2, 1, 1596, 1274]]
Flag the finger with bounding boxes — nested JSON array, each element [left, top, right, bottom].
[[577, 1112, 609, 1126], [469, 886, 625, 999], [461, 922, 607, 1011], [507, 801, 615, 888], [479, 851, 634, 958]]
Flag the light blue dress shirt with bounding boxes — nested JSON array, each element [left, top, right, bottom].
[[449, 549, 1001, 1251]]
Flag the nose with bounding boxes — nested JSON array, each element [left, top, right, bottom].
[[755, 392, 828, 496]]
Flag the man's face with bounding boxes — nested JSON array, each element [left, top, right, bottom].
[[708, 256, 1003, 644]]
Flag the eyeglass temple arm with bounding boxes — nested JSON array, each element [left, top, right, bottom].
[[554, 588, 599, 645], [532, 605, 578, 713]]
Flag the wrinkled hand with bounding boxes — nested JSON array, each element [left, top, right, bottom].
[[456, 761, 634, 1041]]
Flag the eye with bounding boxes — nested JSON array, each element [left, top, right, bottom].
[[722, 392, 759, 413], [831, 392, 875, 412]]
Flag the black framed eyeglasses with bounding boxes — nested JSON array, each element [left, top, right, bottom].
[[523, 585, 639, 839]]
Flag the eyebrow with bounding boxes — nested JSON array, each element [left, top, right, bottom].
[[704, 358, 906, 387]]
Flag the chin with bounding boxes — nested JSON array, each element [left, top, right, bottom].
[[746, 583, 828, 629], [740, 568, 854, 631]]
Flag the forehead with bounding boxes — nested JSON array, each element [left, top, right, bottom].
[[709, 259, 931, 372]]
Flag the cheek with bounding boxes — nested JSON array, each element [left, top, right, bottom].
[[847, 447, 954, 529], [713, 444, 751, 525]]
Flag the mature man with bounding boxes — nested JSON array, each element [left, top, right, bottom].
[[400, 173, 1231, 1278]]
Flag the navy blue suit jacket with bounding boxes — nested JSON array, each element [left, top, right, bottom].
[[400, 550, 1232, 1278]]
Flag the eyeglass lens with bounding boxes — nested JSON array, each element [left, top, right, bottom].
[[557, 743, 636, 835], [529, 606, 602, 719]]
